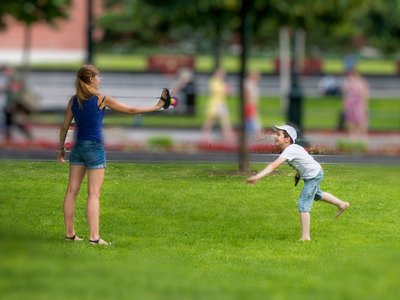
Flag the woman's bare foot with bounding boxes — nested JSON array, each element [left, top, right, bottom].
[[299, 238, 311, 242], [335, 202, 350, 219]]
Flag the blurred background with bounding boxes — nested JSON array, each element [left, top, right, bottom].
[[0, 0, 399, 167]]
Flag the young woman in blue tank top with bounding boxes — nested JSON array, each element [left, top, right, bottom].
[[57, 65, 167, 245]]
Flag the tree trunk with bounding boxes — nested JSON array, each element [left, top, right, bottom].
[[212, 22, 222, 71], [295, 28, 305, 73], [239, 0, 250, 173], [86, 0, 94, 64]]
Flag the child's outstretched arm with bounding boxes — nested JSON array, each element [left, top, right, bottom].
[[246, 156, 286, 185]]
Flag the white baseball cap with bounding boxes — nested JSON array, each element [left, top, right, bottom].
[[273, 125, 297, 143]]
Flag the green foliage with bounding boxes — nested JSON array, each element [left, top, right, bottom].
[[337, 139, 368, 154], [355, 0, 400, 54], [98, 0, 370, 55], [0, 162, 400, 299], [98, 1, 400, 57], [147, 136, 173, 150], [0, 0, 71, 28], [99, 0, 242, 53]]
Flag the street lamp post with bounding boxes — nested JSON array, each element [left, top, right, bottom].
[[287, 29, 308, 147], [86, 0, 94, 64], [239, 0, 251, 173]]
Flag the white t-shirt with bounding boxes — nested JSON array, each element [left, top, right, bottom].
[[279, 144, 321, 179]]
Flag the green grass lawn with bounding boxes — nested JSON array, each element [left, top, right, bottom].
[[1, 161, 399, 299], [33, 96, 400, 131], [99, 96, 400, 131], [30, 53, 399, 75]]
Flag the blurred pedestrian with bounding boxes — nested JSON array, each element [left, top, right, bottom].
[[245, 71, 263, 140], [171, 68, 196, 116], [342, 67, 369, 140], [201, 68, 234, 142], [317, 75, 342, 97], [1, 66, 32, 140], [57, 64, 168, 245]]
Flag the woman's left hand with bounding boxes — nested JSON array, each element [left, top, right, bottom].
[[57, 149, 66, 163], [156, 98, 165, 109], [157, 88, 170, 109]]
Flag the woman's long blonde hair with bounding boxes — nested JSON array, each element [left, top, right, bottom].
[[75, 64, 100, 107]]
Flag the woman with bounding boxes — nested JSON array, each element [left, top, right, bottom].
[[57, 65, 167, 245]]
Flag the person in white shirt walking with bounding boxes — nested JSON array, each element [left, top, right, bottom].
[[246, 125, 350, 241]]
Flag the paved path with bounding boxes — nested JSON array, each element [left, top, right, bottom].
[[10, 124, 400, 150], [1, 124, 399, 164], [2, 124, 400, 150]]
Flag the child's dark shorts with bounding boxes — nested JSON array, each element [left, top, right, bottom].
[[69, 140, 106, 170], [298, 170, 324, 212]]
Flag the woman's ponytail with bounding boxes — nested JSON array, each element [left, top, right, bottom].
[[75, 65, 100, 108]]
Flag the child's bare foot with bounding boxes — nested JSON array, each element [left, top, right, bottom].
[[335, 202, 350, 219], [299, 238, 311, 242]]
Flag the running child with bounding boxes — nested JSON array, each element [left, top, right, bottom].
[[246, 125, 350, 241]]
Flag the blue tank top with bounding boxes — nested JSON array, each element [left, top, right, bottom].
[[71, 95, 105, 143]]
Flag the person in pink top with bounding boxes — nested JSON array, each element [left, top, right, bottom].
[[342, 68, 369, 140]]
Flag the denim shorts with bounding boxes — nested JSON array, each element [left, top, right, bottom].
[[297, 170, 324, 212], [69, 140, 106, 169]]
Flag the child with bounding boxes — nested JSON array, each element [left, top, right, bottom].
[[246, 125, 350, 241]]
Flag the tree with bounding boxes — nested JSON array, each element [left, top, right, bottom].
[[99, 0, 400, 58], [0, 0, 71, 27], [99, 0, 371, 171], [355, 0, 400, 54], [100, 0, 242, 70]]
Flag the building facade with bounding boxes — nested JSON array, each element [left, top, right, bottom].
[[0, 0, 102, 65]]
